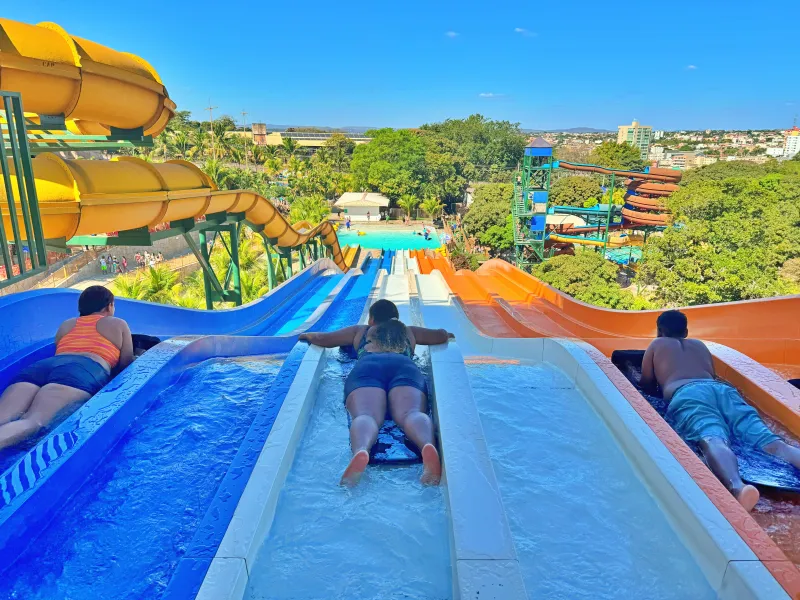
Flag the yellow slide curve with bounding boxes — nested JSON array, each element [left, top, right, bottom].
[[0, 17, 354, 272], [0, 154, 354, 272], [0, 18, 174, 136]]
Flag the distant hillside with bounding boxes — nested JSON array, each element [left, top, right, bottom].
[[523, 127, 613, 134], [263, 124, 376, 134]]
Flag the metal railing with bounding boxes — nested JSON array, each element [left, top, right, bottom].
[[0, 91, 48, 289]]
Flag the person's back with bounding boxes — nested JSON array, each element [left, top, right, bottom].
[[646, 337, 715, 400]]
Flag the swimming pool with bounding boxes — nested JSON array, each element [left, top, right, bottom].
[[337, 227, 443, 250]]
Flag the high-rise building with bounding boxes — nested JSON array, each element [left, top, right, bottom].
[[617, 120, 653, 160], [784, 126, 800, 159]]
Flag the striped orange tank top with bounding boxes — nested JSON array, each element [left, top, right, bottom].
[[56, 314, 120, 368]]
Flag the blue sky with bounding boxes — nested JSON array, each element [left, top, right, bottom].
[[5, 1, 799, 130]]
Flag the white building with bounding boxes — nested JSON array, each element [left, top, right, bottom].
[[334, 192, 390, 221], [766, 147, 785, 158], [653, 130, 665, 140], [784, 126, 800, 159]]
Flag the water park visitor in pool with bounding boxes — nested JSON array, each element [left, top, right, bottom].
[[0, 286, 133, 450], [299, 299, 454, 486], [640, 310, 800, 511]]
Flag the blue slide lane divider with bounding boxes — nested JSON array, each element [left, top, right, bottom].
[[162, 256, 380, 599]]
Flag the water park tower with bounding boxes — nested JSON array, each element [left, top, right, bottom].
[[513, 137, 553, 270]]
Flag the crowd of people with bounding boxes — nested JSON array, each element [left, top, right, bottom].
[[98, 251, 164, 276]]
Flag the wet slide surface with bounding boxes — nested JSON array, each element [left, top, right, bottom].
[[416, 254, 800, 586]]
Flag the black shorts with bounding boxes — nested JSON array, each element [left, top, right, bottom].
[[11, 355, 111, 395], [344, 353, 428, 399]]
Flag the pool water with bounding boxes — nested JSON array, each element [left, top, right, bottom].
[[1, 356, 282, 600], [467, 361, 715, 600], [337, 227, 443, 250], [246, 354, 452, 600]]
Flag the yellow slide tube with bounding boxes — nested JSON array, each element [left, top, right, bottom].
[[548, 232, 639, 248], [0, 154, 354, 272], [0, 18, 175, 135]]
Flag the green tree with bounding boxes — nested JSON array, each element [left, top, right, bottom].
[[462, 183, 513, 254], [636, 161, 800, 305], [350, 129, 468, 205], [588, 141, 645, 170], [533, 251, 648, 309], [549, 176, 602, 207], [289, 195, 331, 225], [280, 137, 300, 159], [420, 114, 526, 180], [421, 196, 444, 219], [398, 194, 421, 218]]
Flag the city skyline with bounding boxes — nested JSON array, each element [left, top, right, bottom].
[[4, 0, 799, 131]]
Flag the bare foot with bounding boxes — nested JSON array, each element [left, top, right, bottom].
[[735, 484, 760, 512], [421, 444, 442, 485], [340, 449, 370, 487]]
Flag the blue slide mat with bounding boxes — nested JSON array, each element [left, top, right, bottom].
[[611, 350, 800, 494]]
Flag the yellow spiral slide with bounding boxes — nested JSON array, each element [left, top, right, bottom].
[[0, 17, 354, 272]]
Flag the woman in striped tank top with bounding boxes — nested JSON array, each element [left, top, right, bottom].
[[0, 286, 133, 450]]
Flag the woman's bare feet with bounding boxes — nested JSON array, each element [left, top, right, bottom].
[[340, 449, 370, 486], [421, 444, 442, 485], [735, 484, 760, 512]]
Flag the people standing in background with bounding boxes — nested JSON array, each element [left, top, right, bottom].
[[121, 256, 128, 273], [134, 252, 141, 269], [345, 215, 351, 230], [157, 252, 164, 263], [149, 254, 156, 269], [366, 211, 371, 222], [99, 256, 107, 275]]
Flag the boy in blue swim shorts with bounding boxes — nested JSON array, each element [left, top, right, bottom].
[[641, 310, 800, 511]]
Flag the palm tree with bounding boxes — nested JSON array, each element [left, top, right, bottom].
[[262, 145, 280, 160], [170, 129, 191, 159], [289, 195, 331, 225], [203, 158, 234, 189], [280, 136, 299, 159], [240, 270, 270, 304], [112, 273, 147, 300], [398, 194, 421, 219], [421, 196, 444, 220], [332, 145, 349, 172], [314, 147, 331, 164], [191, 128, 209, 159], [264, 157, 284, 180], [142, 266, 179, 304]]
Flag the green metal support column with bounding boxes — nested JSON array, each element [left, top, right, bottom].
[[299, 244, 307, 269], [196, 231, 215, 310], [260, 235, 277, 290], [228, 227, 242, 306], [283, 249, 293, 277], [602, 173, 616, 255]]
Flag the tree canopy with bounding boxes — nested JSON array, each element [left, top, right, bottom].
[[587, 141, 645, 170], [533, 251, 649, 309], [637, 160, 800, 305], [420, 114, 526, 181], [350, 128, 469, 204], [462, 183, 513, 255], [549, 176, 602, 207]]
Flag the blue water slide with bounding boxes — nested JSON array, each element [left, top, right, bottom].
[[0, 260, 337, 390], [0, 255, 381, 593]]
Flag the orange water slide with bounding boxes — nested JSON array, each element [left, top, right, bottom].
[[419, 256, 800, 434]]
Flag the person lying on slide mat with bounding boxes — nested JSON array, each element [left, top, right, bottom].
[[0, 286, 133, 451], [299, 299, 454, 486], [641, 310, 800, 511]]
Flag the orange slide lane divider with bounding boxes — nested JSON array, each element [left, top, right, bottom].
[[418, 252, 800, 596], [1, 154, 355, 272]]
